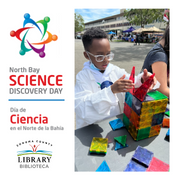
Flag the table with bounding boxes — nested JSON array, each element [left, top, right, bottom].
[[75, 113, 169, 171]]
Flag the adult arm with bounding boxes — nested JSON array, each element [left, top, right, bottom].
[[152, 61, 169, 97]]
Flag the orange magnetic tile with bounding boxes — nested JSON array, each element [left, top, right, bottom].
[[162, 118, 170, 128], [130, 110, 140, 129], [149, 125, 161, 137], [128, 123, 137, 140]]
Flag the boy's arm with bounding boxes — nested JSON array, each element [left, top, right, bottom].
[[75, 73, 119, 125]]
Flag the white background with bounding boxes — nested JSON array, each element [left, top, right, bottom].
[[0, 1, 178, 179]]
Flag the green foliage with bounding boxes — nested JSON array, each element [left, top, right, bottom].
[[75, 13, 85, 33], [123, 9, 165, 27]]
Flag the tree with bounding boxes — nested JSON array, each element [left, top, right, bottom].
[[123, 9, 165, 28], [164, 9, 170, 25], [75, 13, 85, 33]]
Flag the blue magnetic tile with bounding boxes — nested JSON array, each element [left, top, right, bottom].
[[96, 160, 111, 172], [165, 128, 170, 141], [152, 113, 164, 126], [165, 108, 169, 112], [115, 142, 128, 150], [132, 95, 142, 115], [143, 94, 155, 102], [132, 146, 154, 167], [125, 92, 133, 108], [124, 160, 147, 172], [109, 118, 124, 130]]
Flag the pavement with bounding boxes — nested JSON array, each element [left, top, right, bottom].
[[75, 39, 155, 78]]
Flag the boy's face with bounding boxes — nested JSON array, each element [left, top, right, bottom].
[[84, 38, 111, 71]]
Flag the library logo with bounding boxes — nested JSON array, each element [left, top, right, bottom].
[[10, 13, 58, 58], [17, 140, 53, 168]]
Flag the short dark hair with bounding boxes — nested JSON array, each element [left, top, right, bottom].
[[82, 27, 108, 51]]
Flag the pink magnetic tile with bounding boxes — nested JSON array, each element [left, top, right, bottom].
[[146, 157, 169, 172]]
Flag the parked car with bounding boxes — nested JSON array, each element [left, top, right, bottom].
[[76, 34, 81, 39]]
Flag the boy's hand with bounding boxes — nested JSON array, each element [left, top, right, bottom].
[[141, 69, 157, 91], [111, 75, 135, 94]]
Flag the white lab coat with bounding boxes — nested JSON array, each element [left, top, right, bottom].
[[75, 62, 144, 129]]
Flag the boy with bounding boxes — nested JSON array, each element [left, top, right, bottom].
[[75, 27, 158, 129]]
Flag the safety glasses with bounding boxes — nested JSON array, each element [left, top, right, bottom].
[[86, 51, 114, 62]]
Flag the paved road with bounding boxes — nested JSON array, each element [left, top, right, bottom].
[[75, 39, 155, 78]]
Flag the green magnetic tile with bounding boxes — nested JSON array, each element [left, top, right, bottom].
[[89, 137, 108, 154], [147, 90, 168, 100], [165, 111, 170, 116], [114, 135, 127, 147], [123, 113, 130, 130], [137, 127, 151, 140]]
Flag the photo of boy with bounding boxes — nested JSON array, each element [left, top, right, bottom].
[[75, 27, 158, 129]]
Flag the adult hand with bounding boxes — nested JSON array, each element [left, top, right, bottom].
[[111, 75, 135, 94], [141, 69, 157, 91]]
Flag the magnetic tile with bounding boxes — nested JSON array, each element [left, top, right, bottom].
[[152, 113, 164, 126], [130, 109, 140, 129], [124, 159, 147, 172], [137, 127, 151, 140], [165, 133, 169, 141], [109, 118, 124, 131], [162, 118, 170, 128], [165, 111, 170, 117], [129, 66, 135, 94], [139, 120, 152, 129], [125, 92, 133, 108], [129, 66, 135, 83], [96, 160, 111, 172], [141, 101, 155, 114], [133, 73, 155, 102], [89, 137, 108, 154], [140, 113, 153, 122], [147, 90, 168, 100], [123, 113, 130, 130], [143, 94, 155, 102], [114, 135, 127, 147], [133, 87, 147, 102], [115, 142, 128, 150], [146, 157, 169, 172], [154, 99, 168, 114], [128, 123, 137, 141], [149, 125, 161, 137], [124, 102, 132, 119], [165, 108, 169, 112], [132, 146, 154, 167], [164, 128, 170, 141], [132, 95, 142, 115]]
